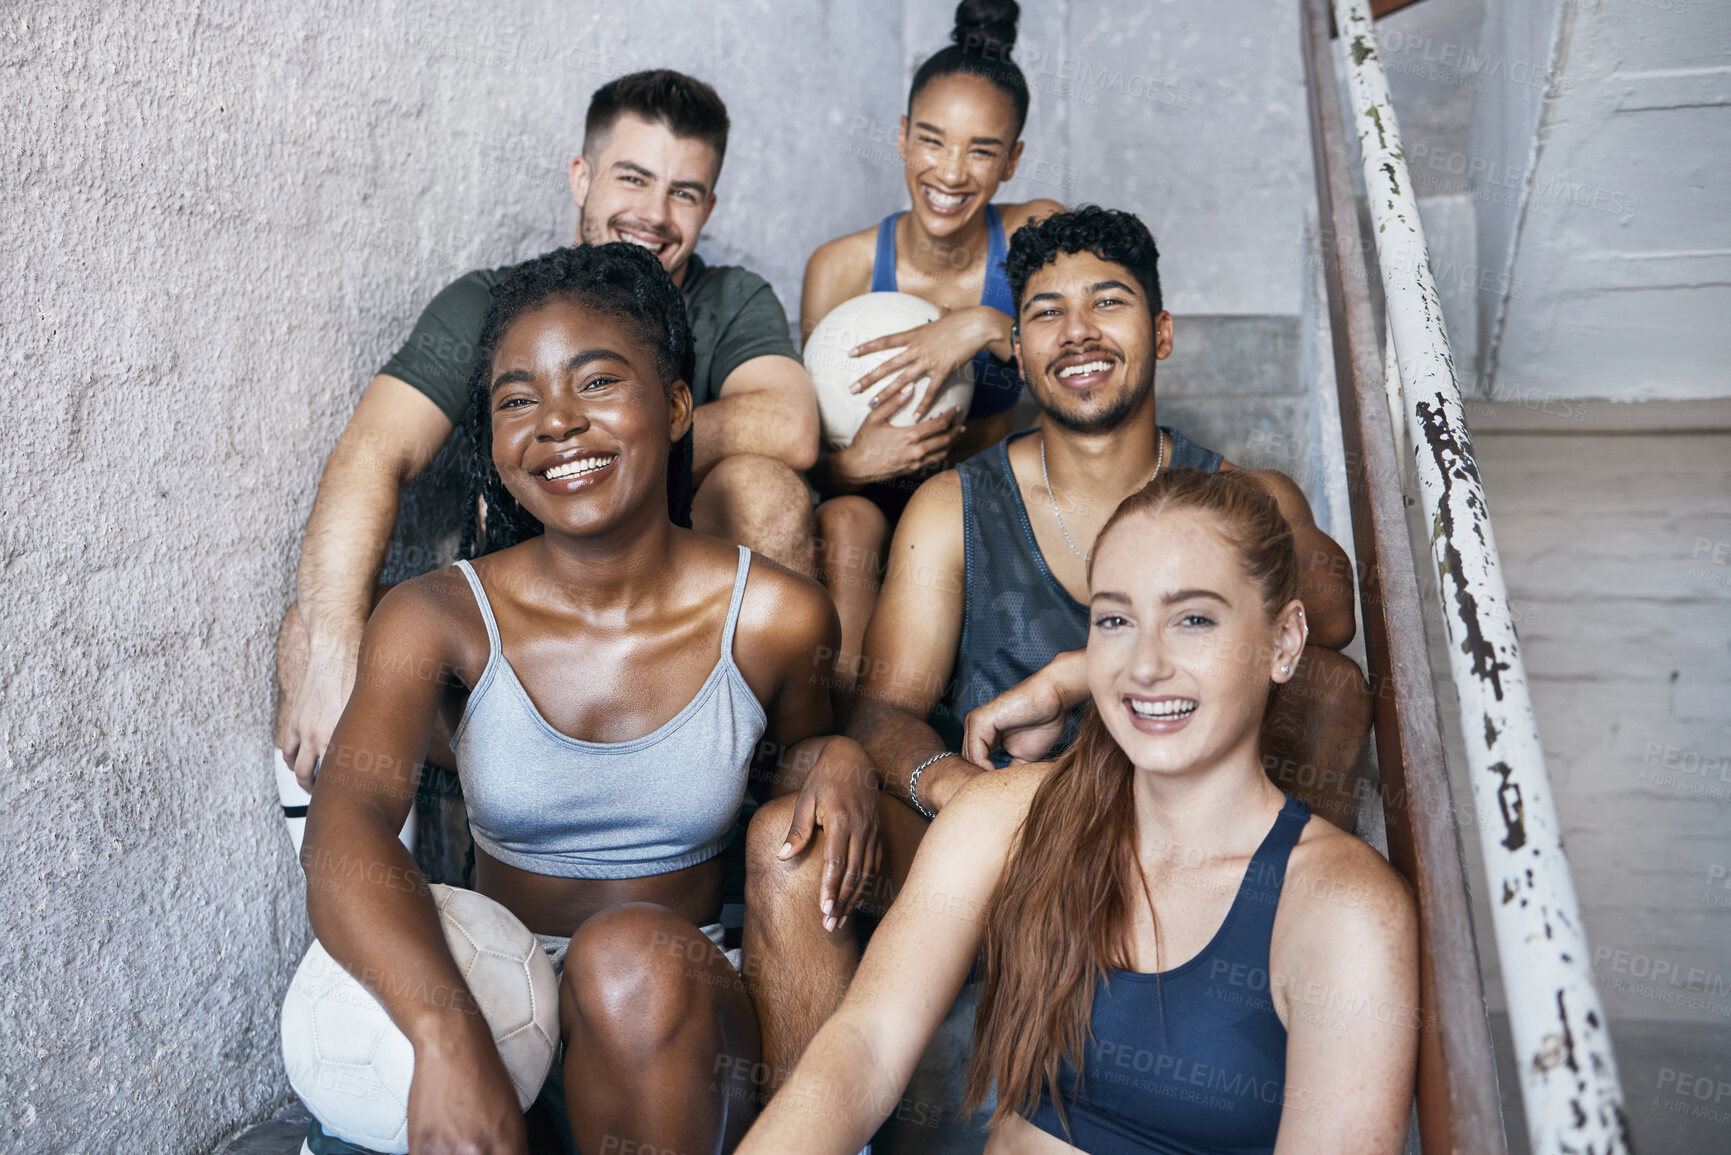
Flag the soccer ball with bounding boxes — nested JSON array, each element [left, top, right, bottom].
[[280, 884, 560, 1153], [805, 292, 975, 449]]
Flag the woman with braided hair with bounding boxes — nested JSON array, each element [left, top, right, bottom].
[[300, 243, 880, 1154]]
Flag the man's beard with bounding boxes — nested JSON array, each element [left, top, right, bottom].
[[1039, 362, 1156, 434]]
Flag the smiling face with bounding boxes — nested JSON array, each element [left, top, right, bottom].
[[1013, 250, 1174, 434], [487, 298, 693, 538], [899, 73, 1023, 237], [570, 114, 718, 284], [1086, 507, 1305, 779]]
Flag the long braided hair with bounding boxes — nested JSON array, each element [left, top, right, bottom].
[[457, 243, 696, 560]]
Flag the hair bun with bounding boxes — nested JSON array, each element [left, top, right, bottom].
[[952, 0, 1019, 56]]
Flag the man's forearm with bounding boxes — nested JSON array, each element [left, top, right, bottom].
[[294, 441, 410, 650], [691, 390, 819, 479], [848, 696, 974, 815]]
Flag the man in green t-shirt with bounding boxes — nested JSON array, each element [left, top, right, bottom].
[[276, 70, 820, 788]]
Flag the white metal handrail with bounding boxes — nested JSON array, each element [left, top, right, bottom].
[[1328, 2, 1632, 1152]]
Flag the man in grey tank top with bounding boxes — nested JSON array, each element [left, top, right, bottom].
[[744, 207, 1374, 1082]]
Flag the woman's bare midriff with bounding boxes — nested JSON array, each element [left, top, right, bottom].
[[472, 846, 727, 939]]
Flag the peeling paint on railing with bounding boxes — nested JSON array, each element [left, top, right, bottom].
[[1330, 2, 1633, 1152]]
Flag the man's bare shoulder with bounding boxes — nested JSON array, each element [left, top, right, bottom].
[[904, 467, 965, 519], [890, 469, 966, 556]]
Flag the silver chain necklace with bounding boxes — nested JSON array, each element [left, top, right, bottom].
[[1040, 428, 1165, 564]]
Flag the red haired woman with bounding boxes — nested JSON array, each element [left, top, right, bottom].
[[739, 469, 1418, 1154]]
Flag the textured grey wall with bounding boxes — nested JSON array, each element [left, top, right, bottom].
[[1489, 0, 1731, 400], [0, 4, 902, 1151], [1465, 0, 1561, 385]]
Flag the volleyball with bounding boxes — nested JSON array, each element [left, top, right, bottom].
[[280, 884, 560, 1152], [804, 292, 974, 449]]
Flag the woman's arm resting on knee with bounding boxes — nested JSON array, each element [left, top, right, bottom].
[[1272, 834, 1420, 1154], [301, 577, 525, 1154], [737, 767, 1038, 1155], [738, 564, 884, 927]]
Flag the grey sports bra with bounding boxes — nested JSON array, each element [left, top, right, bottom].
[[449, 545, 769, 880]]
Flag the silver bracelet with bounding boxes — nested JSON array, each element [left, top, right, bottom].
[[907, 752, 951, 821]]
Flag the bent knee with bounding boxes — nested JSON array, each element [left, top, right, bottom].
[[745, 795, 800, 871], [565, 903, 684, 978], [700, 454, 815, 542], [744, 795, 828, 901], [817, 495, 889, 545], [562, 904, 717, 1039], [703, 453, 809, 508], [1303, 648, 1373, 721]]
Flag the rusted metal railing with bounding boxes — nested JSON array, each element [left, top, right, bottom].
[[1300, 2, 1509, 1149], [1315, 1, 1633, 1152]]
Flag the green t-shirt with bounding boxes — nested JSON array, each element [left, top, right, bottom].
[[379, 252, 798, 424]]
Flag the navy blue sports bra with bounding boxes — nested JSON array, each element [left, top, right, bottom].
[[869, 204, 1023, 419], [1026, 795, 1311, 1154]]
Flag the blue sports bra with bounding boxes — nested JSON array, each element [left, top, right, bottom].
[[449, 546, 768, 880], [1026, 795, 1311, 1154], [869, 203, 1024, 419]]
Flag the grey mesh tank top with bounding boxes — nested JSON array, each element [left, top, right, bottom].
[[940, 427, 1222, 760], [450, 545, 768, 880]]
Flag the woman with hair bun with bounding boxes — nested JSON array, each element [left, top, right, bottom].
[[803, 0, 1064, 690], [740, 469, 1419, 1155]]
